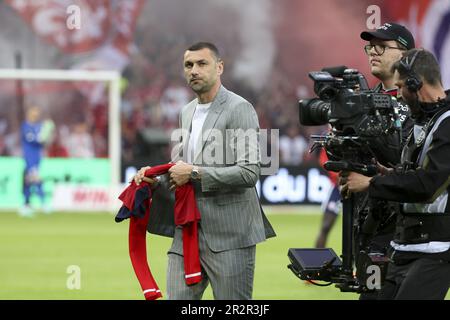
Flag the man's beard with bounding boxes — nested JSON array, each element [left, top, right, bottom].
[[405, 93, 426, 122], [189, 80, 213, 94]]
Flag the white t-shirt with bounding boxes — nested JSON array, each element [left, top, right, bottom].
[[391, 241, 450, 253], [187, 102, 211, 163]]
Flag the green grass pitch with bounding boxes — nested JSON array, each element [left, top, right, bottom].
[[0, 210, 447, 300]]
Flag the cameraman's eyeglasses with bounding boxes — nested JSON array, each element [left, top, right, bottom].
[[364, 44, 405, 55]]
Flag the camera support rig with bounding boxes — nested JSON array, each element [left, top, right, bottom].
[[288, 133, 385, 293], [290, 66, 401, 293]]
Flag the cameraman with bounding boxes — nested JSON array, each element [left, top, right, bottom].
[[360, 22, 415, 161], [342, 48, 450, 300], [315, 23, 415, 251], [356, 23, 416, 300]]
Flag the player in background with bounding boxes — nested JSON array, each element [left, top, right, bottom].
[[315, 148, 342, 248], [19, 105, 54, 217]]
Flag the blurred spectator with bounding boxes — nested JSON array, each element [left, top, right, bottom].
[[279, 125, 308, 166], [160, 81, 191, 125], [92, 127, 108, 158], [66, 123, 95, 158], [0, 119, 7, 156], [46, 128, 69, 158], [121, 120, 137, 164], [0, 137, 5, 156], [129, 99, 149, 131], [92, 103, 108, 137], [3, 132, 21, 156]]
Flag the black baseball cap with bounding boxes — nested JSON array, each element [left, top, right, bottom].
[[360, 22, 415, 50]]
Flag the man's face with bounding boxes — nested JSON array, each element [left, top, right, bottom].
[[26, 106, 41, 123], [183, 48, 223, 94], [367, 39, 405, 81]]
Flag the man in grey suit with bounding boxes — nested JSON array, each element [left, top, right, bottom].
[[135, 42, 275, 300]]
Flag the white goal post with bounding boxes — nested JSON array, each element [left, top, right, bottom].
[[0, 68, 122, 187]]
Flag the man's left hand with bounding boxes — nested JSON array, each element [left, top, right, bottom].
[[169, 160, 194, 190], [340, 171, 372, 196]]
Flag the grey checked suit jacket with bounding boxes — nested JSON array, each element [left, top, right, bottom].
[[148, 85, 275, 252]]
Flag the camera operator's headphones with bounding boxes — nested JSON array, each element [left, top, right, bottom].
[[399, 49, 423, 92]]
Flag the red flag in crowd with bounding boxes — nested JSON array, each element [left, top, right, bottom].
[[6, 0, 145, 55]]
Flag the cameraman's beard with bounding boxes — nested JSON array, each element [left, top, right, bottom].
[[406, 93, 426, 123]]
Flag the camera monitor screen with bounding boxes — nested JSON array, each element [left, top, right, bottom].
[[288, 248, 342, 270]]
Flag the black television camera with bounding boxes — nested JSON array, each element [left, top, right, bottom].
[[288, 67, 401, 293], [299, 66, 401, 138]]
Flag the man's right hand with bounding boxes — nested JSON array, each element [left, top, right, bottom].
[[133, 166, 156, 185], [376, 162, 394, 176]]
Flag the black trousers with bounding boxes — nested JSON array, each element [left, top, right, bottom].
[[378, 256, 450, 300]]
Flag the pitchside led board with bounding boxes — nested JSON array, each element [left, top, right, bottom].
[[0, 157, 111, 210], [0, 156, 332, 211], [256, 166, 332, 205], [123, 163, 333, 206]]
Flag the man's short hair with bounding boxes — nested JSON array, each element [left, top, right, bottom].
[[187, 42, 220, 60], [392, 49, 442, 87]]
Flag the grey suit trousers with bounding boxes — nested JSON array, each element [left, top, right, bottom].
[[167, 225, 256, 300]]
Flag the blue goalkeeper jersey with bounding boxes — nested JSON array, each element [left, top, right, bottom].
[[21, 121, 44, 170]]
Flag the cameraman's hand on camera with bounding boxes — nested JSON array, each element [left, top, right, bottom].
[[338, 171, 350, 198], [376, 162, 394, 176], [339, 171, 371, 198]]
